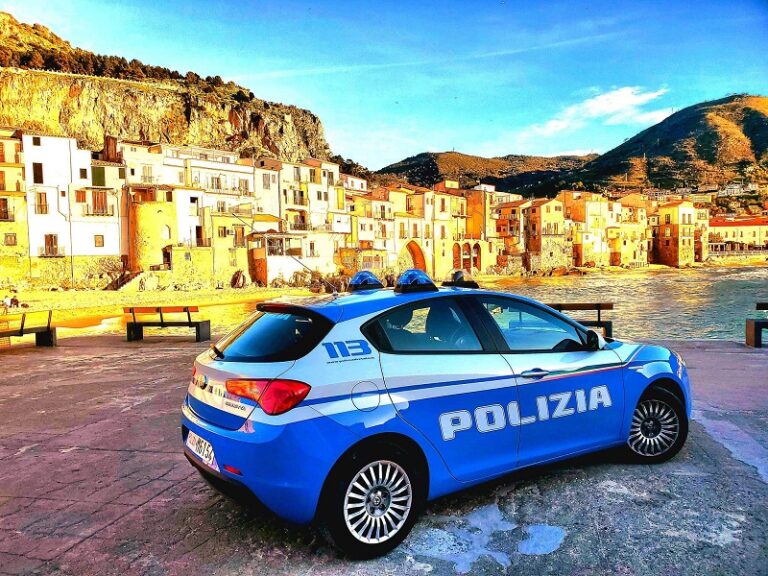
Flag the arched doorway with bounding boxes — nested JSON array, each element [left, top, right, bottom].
[[452, 243, 461, 269], [397, 241, 427, 272], [472, 243, 481, 271], [462, 243, 471, 271]]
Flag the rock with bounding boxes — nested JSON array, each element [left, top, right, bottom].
[[0, 68, 331, 162], [550, 266, 568, 277]]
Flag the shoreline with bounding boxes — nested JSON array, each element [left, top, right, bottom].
[[1, 262, 765, 340]]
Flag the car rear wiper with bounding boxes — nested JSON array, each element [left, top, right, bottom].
[[210, 344, 225, 359]]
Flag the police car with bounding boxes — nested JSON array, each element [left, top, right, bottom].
[[182, 269, 691, 558]]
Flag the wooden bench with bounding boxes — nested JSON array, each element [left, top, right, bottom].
[[746, 303, 768, 348], [0, 310, 57, 347], [546, 302, 614, 338], [123, 306, 211, 342]]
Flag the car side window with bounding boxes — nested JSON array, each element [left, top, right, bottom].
[[376, 299, 483, 353], [478, 297, 585, 353]]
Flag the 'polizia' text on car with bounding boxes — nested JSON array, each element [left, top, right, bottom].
[[181, 269, 691, 558]]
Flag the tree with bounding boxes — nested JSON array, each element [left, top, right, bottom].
[[22, 51, 45, 69]]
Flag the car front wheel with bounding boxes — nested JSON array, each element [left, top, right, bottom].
[[321, 444, 424, 558], [626, 388, 688, 463]]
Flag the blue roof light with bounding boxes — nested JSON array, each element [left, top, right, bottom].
[[394, 269, 438, 293], [348, 270, 384, 292], [442, 269, 480, 288]]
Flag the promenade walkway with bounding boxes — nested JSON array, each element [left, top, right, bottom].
[[0, 337, 766, 575]]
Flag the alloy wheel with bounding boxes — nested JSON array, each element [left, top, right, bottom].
[[343, 460, 413, 544], [628, 398, 680, 456]]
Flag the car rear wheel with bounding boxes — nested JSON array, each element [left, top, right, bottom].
[[321, 444, 424, 559], [625, 388, 688, 463]]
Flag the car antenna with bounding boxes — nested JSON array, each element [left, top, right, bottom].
[[229, 211, 338, 298]]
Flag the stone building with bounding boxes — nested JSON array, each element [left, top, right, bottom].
[[652, 200, 696, 267]]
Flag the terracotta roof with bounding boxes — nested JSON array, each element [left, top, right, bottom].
[[529, 198, 558, 207], [659, 200, 693, 208], [252, 213, 282, 223], [91, 159, 125, 167], [497, 199, 530, 209], [709, 217, 768, 227]]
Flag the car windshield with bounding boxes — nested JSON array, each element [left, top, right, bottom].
[[215, 310, 332, 362]]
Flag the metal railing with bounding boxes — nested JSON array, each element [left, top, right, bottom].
[[82, 205, 115, 217], [286, 195, 309, 206], [34, 204, 49, 215]]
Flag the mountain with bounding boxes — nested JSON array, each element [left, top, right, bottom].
[[0, 12, 330, 160], [377, 151, 596, 190], [379, 95, 768, 194], [577, 94, 768, 190]]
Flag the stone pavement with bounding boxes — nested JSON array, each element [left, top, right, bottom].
[[0, 336, 766, 576]]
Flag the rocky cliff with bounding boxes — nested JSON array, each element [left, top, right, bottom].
[[0, 67, 330, 160]]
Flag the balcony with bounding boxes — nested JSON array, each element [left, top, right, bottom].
[[34, 204, 49, 215], [0, 209, 14, 222], [190, 238, 211, 248], [288, 221, 310, 231], [285, 194, 309, 207], [375, 230, 393, 239], [0, 152, 23, 165], [38, 246, 65, 258], [82, 205, 115, 217]]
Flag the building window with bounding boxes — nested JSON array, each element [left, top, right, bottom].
[[75, 190, 86, 203], [217, 201, 226, 212], [317, 190, 323, 201], [262, 173, 271, 190], [118, 168, 126, 179], [218, 226, 227, 238], [79, 168, 87, 179], [4, 233, 16, 246], [92, 166, 106, 186], [178, 171, 184, 184], [0, 171, 5, 191], [94, 235, 104, 248], [293, 167, 301, 181], [32, 136, 41, 146], [665, 214, 671, 224], [33, 162, 44, 184]]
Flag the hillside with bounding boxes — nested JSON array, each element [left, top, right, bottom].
[[379, 95, 768, 194], [378, 151, 596, 190], [0, 12, 330, 160], [578, 94, 768, 190]]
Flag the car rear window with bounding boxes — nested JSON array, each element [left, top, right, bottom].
[[215, 307, 333, 362]]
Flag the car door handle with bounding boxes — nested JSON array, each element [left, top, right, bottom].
[[520, 369, 549, 379]]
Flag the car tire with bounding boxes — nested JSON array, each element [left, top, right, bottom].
[[320, 443, 425, 559], [625, 386, 688, 464]]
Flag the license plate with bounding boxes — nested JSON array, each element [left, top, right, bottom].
[[186, 430, 216, 468]]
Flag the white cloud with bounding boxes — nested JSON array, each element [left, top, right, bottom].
[[472, 86, 673, 158], [242, 32, 620, 80], [522, 86, 671, 138]]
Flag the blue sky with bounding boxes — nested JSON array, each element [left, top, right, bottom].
[[4, 0, 767, 169]]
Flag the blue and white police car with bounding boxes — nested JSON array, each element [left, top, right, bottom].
[[182, 269, 691, 558]]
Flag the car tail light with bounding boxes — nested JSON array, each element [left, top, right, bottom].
[[225, 379, 310, 415]]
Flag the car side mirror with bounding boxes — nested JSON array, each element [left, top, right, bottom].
[[585, 329, 601, 351]]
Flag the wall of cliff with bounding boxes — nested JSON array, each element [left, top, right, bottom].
[[0, 67, 331, 160]]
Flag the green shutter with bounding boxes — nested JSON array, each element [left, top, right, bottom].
[[92, 166, 106, 186]]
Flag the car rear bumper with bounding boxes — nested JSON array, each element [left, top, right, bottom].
[[181, 396, 356, 524]]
